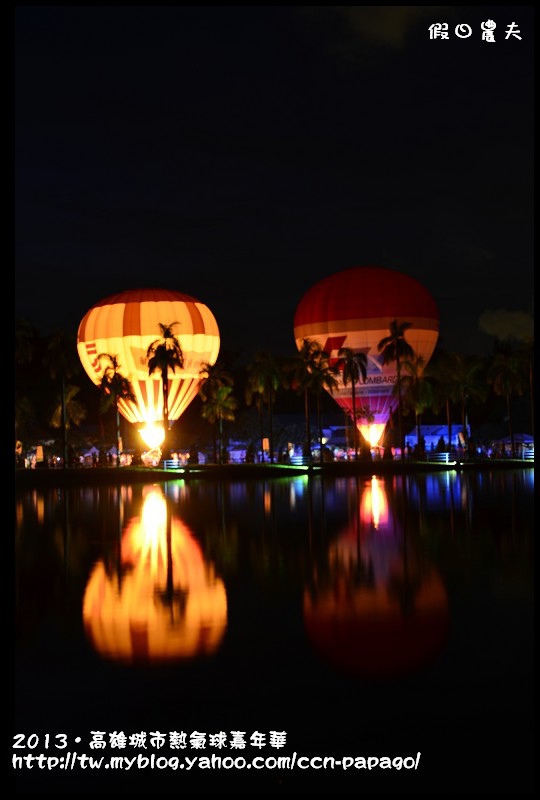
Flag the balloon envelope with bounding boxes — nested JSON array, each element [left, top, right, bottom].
[[293, 266, 439, 445], [77, 288, 220, 431]]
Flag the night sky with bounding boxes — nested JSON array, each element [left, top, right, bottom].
[[15, 6, 534, 362]]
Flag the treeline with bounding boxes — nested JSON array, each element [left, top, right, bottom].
[[15, 318, 534, 465]]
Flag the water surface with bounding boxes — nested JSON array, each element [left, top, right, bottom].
[[14, 468, 534, 793]]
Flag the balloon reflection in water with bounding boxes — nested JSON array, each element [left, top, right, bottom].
[[82, 486, 227, 664], [304, 477, 449, 678]]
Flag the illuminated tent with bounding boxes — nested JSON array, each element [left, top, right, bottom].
[[293, 266, 439, 446], [77, 288, 220, 444]]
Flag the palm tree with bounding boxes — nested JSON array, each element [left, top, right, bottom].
[[335, 347, 368, 460], [244, 379, 266, 463], [245, 351, 284, 464], [199, 359, 234, 401], [97, 354, 137, 467], [146, 322, 184, 460], [284, 339, 325, 463], [200, 384, 238, 464], [425, 348, 456, 449], [437, 351, 487, 450], [377, 319, 415, 455], [42, 329, 82, 469], [307, 347, 339, 459], [488, 343, 528, 457], [399, 354, 434, 457], [199, 359, 235, 463], [49, 385, 87, 461]]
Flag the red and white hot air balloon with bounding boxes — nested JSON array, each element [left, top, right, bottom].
[[77, 288, 220, 448], [293, 266, 439, 447]]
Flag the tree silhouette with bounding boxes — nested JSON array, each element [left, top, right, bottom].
[[335, 347, 367, 460], [43, 329, 82, 468], [146, 322, 184, 460], [307, 346, 339, 459], [199, 359, 235, 463], [378, 320, 415, 455], [438, 351, 487, 449], [488, 343, 528, 457], [49, 384, 87, 464], [200, 385, 238, 464], [245, 351, 284, 464], [285, 339, 328, 463], [97, 353, 137, 467], [399, 353, 434, 457]]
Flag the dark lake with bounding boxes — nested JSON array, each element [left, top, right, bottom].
[[14, 467, 534, 793]]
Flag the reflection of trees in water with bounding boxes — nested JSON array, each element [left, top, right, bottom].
[[100, 487, 132, 592], [183, 477, 339, 595], [385, 557, 426, 619], [190, 482, 240, 579], [393, 476, 424, 618], [411, 470, 533, 583], [184, 478, 311, 599], [16, 487, 117, 641], [154, 486, 188, 624]]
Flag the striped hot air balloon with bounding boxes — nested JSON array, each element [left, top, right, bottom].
[[77, 288, 220, 446], [293, 266, 439, 447]]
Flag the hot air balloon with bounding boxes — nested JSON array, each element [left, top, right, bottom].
[[293, 266, 439, 447], [77, 288, 220, 448]]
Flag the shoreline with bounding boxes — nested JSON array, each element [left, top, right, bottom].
[[14, 457, 533, 487]]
